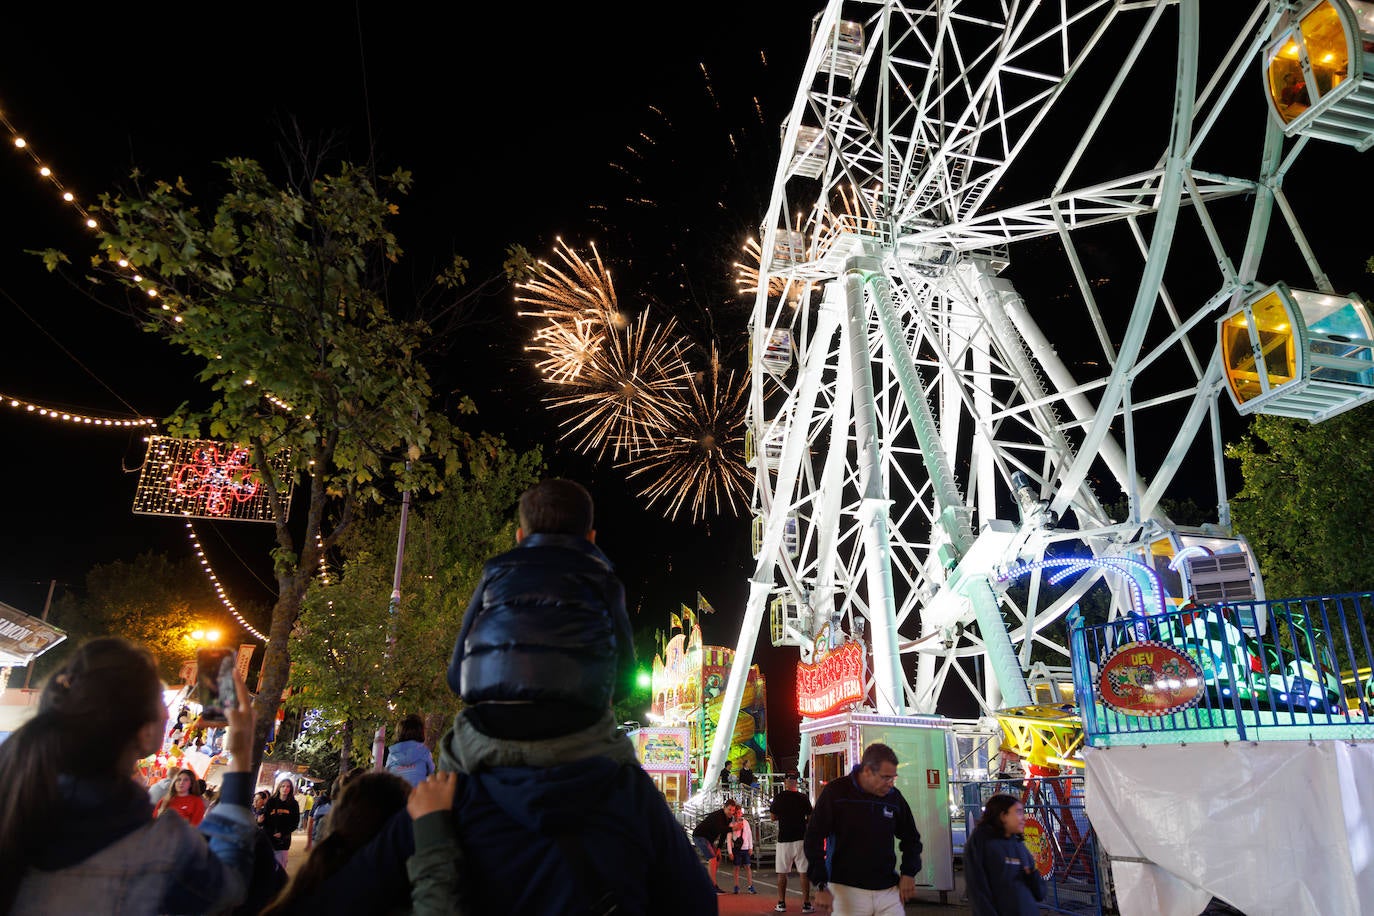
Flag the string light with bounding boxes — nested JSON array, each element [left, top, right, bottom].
[[0, 108, 97, 229], [0, 103, 173, 311], [4, 106, 303, 421], [185, 520, 269, 643], [1, 391, 157, 428]]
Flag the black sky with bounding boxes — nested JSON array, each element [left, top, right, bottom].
[[5, 4, 1374, 767], [0, 1, 812, 761]]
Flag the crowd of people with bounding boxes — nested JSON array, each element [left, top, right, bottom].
[[0, 478, 1046, 915]]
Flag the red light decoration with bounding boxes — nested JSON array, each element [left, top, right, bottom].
[[797, 640, 866, 718], [133, 436, 292, 522], [174, 444, 260, 515]]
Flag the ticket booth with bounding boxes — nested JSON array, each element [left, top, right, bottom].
[[800, 711, 955, 895], [1219, 282, 1374, 421], [1263, 0, 1374, 150]]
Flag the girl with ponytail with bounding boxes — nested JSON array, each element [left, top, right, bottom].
[[0, 637, 260, 914]]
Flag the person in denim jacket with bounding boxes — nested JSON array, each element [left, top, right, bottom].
[[0, 637, 259, 914]]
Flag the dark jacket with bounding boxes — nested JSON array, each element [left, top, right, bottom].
[[448, 533, 635, 720], [804, 765, 922, 891], [963, 823, 1046, 916], [15, 771, 256, 914], [300, 757, 718, 916], [262, 794, 300, 850]]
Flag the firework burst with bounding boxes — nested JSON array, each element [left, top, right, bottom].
[[622, 346, 750, 522], [544, 308, 692, 462], [518, 238, 627, 383]]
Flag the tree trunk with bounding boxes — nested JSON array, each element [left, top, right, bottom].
[[250, 580, 308, 772], [338, 717, 354, 778]]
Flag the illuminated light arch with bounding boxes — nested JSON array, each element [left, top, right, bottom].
[[998, 556, 1167, 618]]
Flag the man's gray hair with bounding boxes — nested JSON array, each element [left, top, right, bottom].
[[860, 742, 899, 770]]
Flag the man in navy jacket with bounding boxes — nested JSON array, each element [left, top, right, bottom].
[[804, 743, 922, 915]]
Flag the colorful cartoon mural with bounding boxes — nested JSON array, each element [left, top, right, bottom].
[[651, 622, 767, 786]]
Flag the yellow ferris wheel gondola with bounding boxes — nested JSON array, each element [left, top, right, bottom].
[[1264, 0, 1374, 149], [1219, 282, 1374, 421]]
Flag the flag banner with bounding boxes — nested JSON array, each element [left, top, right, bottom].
[[670, 612, 683, 631], [697, 592, 716, 615], [235, 644, 256, 682]]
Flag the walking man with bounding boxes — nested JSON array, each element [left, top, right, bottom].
[[693, 798, 739, 892], [770, 768, 814, 912], [804, 743, 922, 916]]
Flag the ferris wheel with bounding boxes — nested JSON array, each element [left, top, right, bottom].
[[706, 0, 1374, 787]]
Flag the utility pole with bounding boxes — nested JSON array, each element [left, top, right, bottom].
[[22, 579, 57, 691], [371, 479, 412, 771]]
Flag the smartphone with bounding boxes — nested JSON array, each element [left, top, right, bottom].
[[196, 647, 237, 726]]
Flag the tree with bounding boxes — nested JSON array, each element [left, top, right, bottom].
[[75, 157, 522, 766], [287, 441, 541, 770], [1226, 406, 1374, 596], [46, 552, 237, 683]]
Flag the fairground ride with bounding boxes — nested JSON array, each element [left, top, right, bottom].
[[706, 0, 1374, 789]]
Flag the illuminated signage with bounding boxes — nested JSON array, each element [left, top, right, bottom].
[[797, 640, 866, 717], [633, 727, 692, 772], [133, 436, 292, 522], [1098, 640, 1204, 717]]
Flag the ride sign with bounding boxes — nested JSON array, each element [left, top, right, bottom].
[[1098, 639, 1204, 717], [1021, 815, 1054, 877], [797, 640, 865, 717]]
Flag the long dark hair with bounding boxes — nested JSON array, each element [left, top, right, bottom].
[[260, 771, 411, 915], [977, 793, 1022, 834], [0, 638, 164, 910]]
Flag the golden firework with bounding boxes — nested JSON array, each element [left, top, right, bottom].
[[622, 345, 750, 522], [545, 309, 692, 461]]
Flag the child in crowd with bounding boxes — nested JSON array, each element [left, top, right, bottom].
[[445, 478, 637, 768], [283, 481, 714, 916], [727, 811, 756, 894], [262, 778, 301, 868], [385, 714, 436, 787]]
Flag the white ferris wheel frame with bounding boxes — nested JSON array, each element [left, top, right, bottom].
[[706, 0, 1340, 790]]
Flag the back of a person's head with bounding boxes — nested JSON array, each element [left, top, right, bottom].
[[0, 637, 164, 909], [518, 478, 594, 536], [260, 772, 411, 915], [397, 713, 425, 744]]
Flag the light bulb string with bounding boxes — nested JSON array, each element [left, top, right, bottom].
[[185, 519, 269, 643], [0, 390, 156, 428]]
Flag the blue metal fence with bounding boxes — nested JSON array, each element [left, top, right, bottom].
[[1070, 592, 1374, 747], [961, 776, 1104, 916]]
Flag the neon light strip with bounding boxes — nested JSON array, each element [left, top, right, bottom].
[[185, 520, 269, 643], [1, 392, 157, 428]]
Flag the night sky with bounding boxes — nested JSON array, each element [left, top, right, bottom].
[[4, 3, 1374, 769], [0, 2, 811, 761]]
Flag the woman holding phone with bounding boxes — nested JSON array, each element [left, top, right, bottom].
[[0, 637, 260, 913]]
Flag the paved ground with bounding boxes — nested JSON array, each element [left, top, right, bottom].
[[284, 825, 982, 913], [708, 872, 975, 915]]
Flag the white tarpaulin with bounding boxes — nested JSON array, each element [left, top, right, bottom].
[[1085, 741, 1374, 915]]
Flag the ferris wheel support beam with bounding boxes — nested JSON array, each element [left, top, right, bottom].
[[1049, 0, 1199, 521], [969, 269, 1122, 525], [840, 266, 906, 715], [706, 300, 845, 791]]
